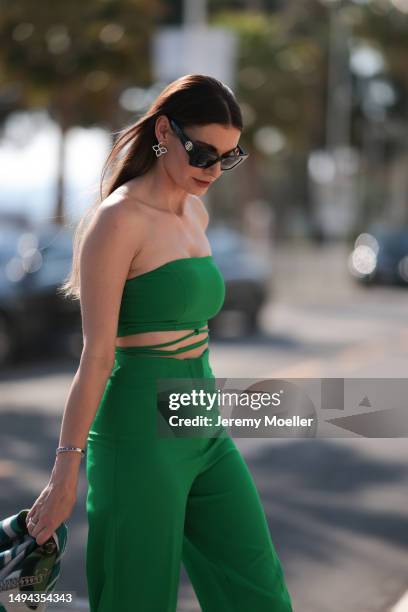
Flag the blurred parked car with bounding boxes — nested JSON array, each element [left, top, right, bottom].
[[348, 223, 408, 286], [207, 224, 271, 335], [0, 223, 80, 367]]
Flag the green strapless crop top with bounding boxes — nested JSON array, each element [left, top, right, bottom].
[[116, 255, 225, 356]]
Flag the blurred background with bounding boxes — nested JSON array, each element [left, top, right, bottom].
[[1, 1, 408, 611]]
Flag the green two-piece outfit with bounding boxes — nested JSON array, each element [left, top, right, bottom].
[[85, 255, 293, 611]]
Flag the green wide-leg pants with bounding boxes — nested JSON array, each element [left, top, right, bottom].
[[85, 346, 293, 612]]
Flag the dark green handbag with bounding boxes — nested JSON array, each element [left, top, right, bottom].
[[0, 508, 68, 611]]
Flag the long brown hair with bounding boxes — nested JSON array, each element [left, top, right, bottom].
[[58, 73, 243, 301]]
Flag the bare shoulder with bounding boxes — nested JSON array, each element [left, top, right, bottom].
[[190, 195, 209, 230], [94, 187, 148, 244]]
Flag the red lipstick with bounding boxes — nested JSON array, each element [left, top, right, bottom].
[[193, 178, 211, 187]]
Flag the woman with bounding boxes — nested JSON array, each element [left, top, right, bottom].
[[25, 74, 293, 612]]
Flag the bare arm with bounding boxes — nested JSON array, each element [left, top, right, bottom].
[[26, 197, 142, 544]]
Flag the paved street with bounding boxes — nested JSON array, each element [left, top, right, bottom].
[[1, 243, 407, 611]]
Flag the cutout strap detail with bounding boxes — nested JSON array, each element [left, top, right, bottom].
[[115, 326, 209, 355]]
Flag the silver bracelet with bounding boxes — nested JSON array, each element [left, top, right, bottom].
[[56, 446, 85, 458]]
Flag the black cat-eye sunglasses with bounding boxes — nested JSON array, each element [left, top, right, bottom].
[[168, 117, 249, 171]]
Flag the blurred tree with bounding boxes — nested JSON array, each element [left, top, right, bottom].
[[209, 2, 329, 232], [353, 2, 408, 89], [0, 0, 167, 224], [209, 1, 408, 236], [350, 2, 408, 128]]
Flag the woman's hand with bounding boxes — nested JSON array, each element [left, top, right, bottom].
[[26, 476, 77, 546]]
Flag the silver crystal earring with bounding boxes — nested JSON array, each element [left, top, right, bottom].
[[152, 141, 168, 158]]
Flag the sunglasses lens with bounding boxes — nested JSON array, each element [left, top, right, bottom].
[[192, 151, 218, 168]]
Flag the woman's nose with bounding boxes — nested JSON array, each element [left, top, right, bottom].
[[206, 161, 222, 179]]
